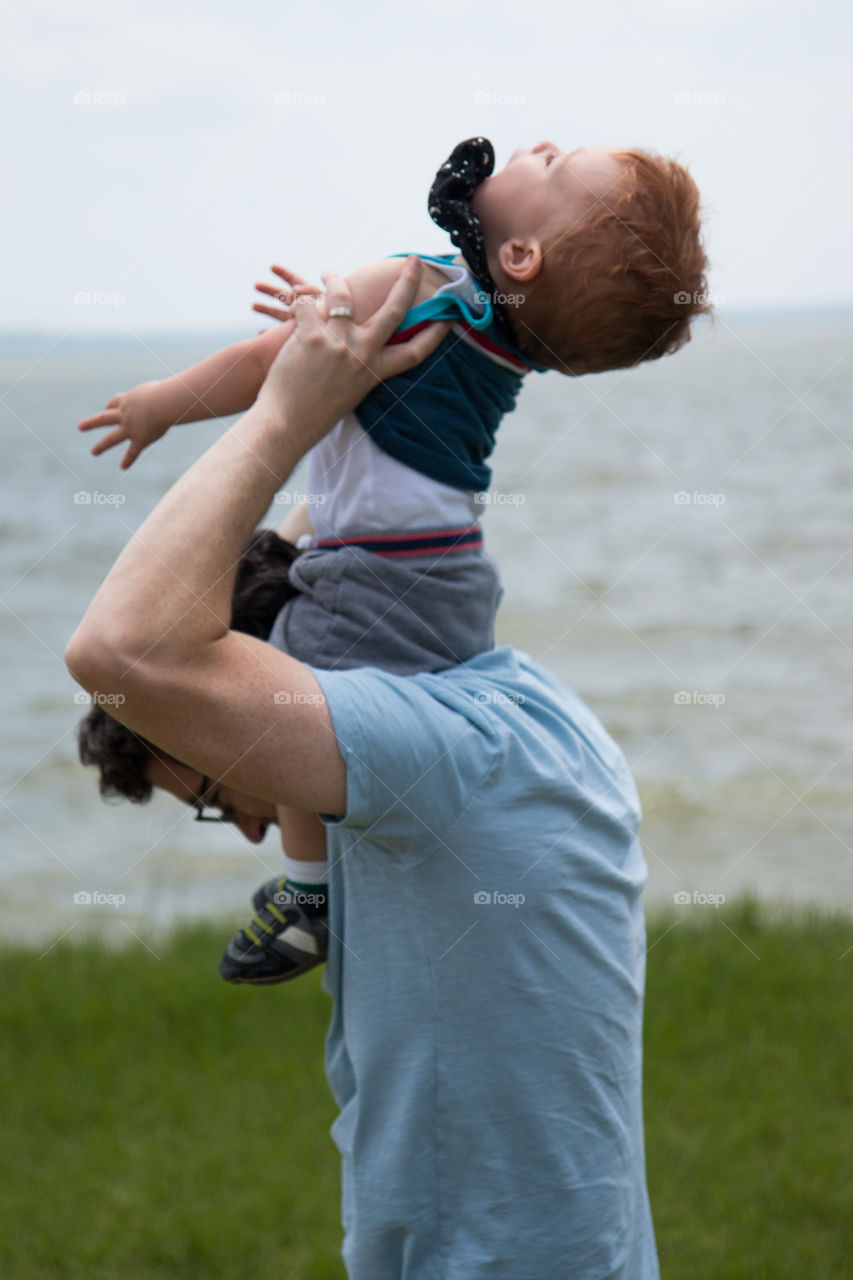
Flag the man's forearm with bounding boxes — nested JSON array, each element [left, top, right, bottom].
[[67, 399, 307, 673]]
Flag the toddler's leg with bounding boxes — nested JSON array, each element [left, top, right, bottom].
[[276, 806, 328, 903], [219, 808, 328, 985]]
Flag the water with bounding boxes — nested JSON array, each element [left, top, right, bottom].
[[2, 315, 852, 945]]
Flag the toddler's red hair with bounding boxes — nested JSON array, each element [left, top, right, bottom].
[[512, 150, 711, 374]]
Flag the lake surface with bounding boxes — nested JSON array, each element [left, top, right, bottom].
[[2, 313, 852, 945]]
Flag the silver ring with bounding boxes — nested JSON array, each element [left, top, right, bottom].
[[328, 306, 353, 319]]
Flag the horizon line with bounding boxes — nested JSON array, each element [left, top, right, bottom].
[[3, 300, 853, 342]]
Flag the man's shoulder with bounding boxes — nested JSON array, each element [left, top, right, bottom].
[[307, 650, 523, 769], [311, 646, 553, 698], [309, 650, 640, 840], [436, 649, 640, 817], [433, 646, 568, 706], [311, 647, 578, 742]]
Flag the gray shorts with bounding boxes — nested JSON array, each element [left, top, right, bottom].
[[267, 543, 503, 675]]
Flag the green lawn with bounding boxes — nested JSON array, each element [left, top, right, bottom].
[[643, 899, 853, 1278], [1, 900, 851, 1278]]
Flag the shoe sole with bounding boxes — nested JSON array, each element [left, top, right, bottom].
[[219, 953, 326, 986]]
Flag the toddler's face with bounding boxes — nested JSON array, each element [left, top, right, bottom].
[[472, 141, 625, 246]]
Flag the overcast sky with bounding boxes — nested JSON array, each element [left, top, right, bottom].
[[2, 0, 852, 333]]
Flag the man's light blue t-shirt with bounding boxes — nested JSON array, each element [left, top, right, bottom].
[[311, 646, 660, 1280]]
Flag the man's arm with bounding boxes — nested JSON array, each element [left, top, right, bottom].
[[65, 258, 449, 813]]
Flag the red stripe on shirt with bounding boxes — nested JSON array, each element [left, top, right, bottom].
[[388, 319, 530, 373]]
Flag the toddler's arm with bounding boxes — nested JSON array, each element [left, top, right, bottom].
[[78, 324, 295, 470], [79, 256, 434, 470]]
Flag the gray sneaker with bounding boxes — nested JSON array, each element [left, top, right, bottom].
[[219, 877, 328, 985]]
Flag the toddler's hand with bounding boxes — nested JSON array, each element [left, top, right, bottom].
[[253, 264, 325, 323], [78, 381, 170, 470]]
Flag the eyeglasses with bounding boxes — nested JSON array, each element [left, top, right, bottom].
[[193, 775, 235, 824]]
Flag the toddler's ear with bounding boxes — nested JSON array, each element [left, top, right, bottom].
[[496, 237, 545, 283]]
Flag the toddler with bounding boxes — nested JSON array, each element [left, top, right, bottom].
[[79, 137, 710, 984]]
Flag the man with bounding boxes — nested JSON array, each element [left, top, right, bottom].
[[66, 258, 659, 1279]]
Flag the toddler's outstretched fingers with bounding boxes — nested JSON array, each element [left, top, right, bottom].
[[79, 409, 119, 432], [257, 280, 320, 300], [256, 281, 293, 300], [271, 265, 322, 293], [89, 428, 126, 456], [252, 302, 292, 323]]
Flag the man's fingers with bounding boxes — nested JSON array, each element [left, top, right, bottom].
[[316, 259, 439, 381], [378, 321, 451, 380], [362, 255, 422, 348], [290, 292, 324, 334], [319, 270, 355, 326]]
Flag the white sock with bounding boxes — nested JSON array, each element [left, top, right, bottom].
[[284, 855, 328, 888]]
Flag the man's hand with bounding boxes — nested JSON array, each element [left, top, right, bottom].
[[254, 256, 449, 456], [78, 380, 171, 470]]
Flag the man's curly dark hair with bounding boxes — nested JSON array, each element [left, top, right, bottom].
[[76, 528, 302, 804]]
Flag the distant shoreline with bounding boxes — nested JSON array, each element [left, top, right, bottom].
[[3, 305, 853, 348]]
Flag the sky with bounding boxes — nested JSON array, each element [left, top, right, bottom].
[[2, 0, 852, 333]]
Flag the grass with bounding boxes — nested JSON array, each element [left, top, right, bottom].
[[643, 899, 853, 1278], [1, 900, 851, 1278], [0, 925, 342, 1280]]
